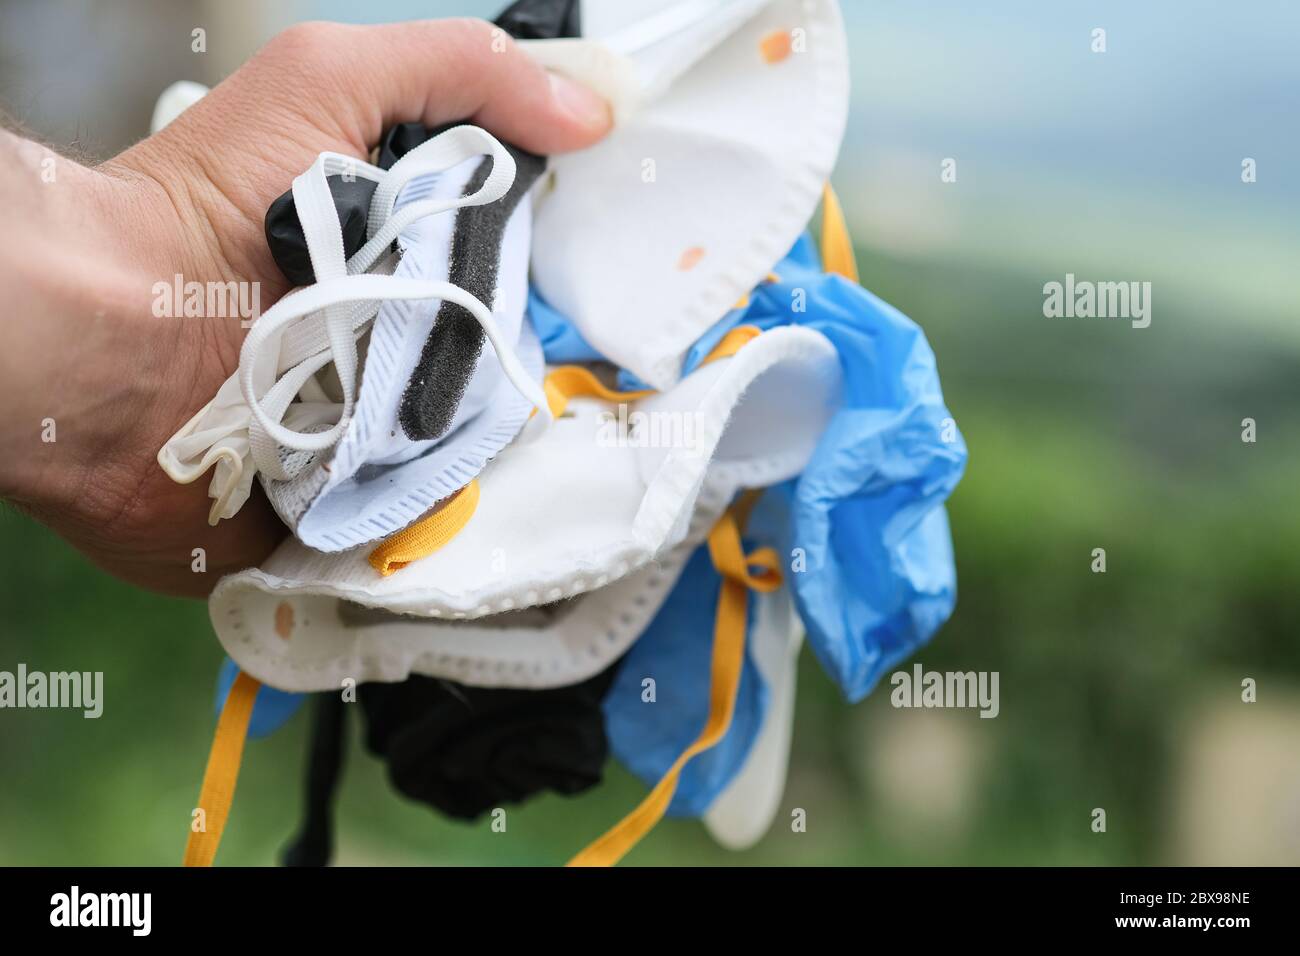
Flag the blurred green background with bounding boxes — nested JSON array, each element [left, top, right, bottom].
[[2, 0, 1298, 865]]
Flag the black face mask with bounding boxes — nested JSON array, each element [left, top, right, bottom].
[[359, 665, 618, 822], [282, 657, 619, 866]]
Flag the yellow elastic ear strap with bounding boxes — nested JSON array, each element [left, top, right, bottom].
[[702, 325, 762, 364], [368, 478, 481, 576], [567, 490, 781, 867], [183, 671, 261, 867], [820, 182, 859, 283], [543, 366, 655, 418], [543, 325, 764, 419]]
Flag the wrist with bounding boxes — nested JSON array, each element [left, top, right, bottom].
[[0, 134, 185, 523]]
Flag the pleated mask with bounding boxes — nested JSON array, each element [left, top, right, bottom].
[[157, 125, 553, 551]]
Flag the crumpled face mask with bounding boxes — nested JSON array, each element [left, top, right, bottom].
[[207, 322, 843, 692], [521, 0, 850, 389], [358, 663, 618, 822], [157, 125, 553, 551], [216, 465, 739, 694]]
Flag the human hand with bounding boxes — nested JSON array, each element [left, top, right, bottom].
[[0, 18, 611, 597]]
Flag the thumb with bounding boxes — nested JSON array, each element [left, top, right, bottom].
[[257, 17, 612, 157]]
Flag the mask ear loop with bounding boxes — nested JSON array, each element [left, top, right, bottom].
[[567, 488, 781, 867], [183, 672, 261, 867], [247, 344, 349, 480], [358, 124, 517, 270], [248, 155, 353, 479], [367, 478, 482, 576], [819, 182, 859, 282]]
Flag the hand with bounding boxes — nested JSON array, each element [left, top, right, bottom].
[[0, 18, 611, 597]]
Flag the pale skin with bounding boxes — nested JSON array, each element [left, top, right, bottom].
[[0, 18, 611, 597]]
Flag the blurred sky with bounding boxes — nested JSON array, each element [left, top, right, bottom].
[[4, 0, 1293, 338]]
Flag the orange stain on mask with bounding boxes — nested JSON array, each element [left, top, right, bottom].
[[760, 29, 793, 64], [274, 601, 295, 640], [678, 246, 706, 271]]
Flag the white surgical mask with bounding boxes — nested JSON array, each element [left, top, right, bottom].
[[209, 325, 842, 690], [523, 0, 850, 388]]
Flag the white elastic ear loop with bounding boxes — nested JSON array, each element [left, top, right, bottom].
[[251, 289, 390, 481], [249, 295, 380, 480], [249, 356, 348, 481], [319, 151, 386, 185], [248, 347, 338, 480], [368, 124, 515, 232], [298, 161, 358, 450], [278, 295, 379, 373], [242, 274, 551, 450], [247, 157, 356, 462], [352, 125, 517, 273], [253, 152, 386, 375]]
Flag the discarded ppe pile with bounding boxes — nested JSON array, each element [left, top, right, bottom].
[[156, 0, 967, 867]]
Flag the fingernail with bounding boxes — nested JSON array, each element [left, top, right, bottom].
[[548, 72, 612, 130]]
